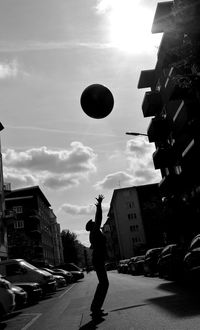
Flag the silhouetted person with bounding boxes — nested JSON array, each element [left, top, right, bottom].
[[85, 194, 109, 319]]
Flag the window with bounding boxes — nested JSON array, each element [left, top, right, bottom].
[[14, 220, 24, 229], [127, 201, 134, 209], [128, 213, 134, 220], [13, 206, 23, 213]]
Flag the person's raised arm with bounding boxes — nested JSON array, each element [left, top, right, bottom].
[[94, 194, 104, 229]]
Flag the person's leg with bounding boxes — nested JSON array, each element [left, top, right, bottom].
[[90, 263, 109, 314]]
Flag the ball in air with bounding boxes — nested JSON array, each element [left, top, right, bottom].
[[80, 84, 114, 119]]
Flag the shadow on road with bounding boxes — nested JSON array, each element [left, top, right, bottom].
[[79, 317, 105, 330], [110, 303, 147, 312], [147, 281, 200, 317]]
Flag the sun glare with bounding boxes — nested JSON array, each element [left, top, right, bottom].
[[105, 0, 161, 53]]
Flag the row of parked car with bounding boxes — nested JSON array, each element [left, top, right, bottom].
[[0, 258, 84, 319], [117, 233, 200, 283]]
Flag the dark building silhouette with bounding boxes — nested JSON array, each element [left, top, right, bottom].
[[4, 185, 63, 266], [138, 0, 200, 245]]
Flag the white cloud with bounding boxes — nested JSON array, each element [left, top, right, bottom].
[[60, 203, 95, 215], [95, 171, 135, 190], [94, 138, 161, 190], [0, 60, 19, 79], [60, 202, 110, 216], [3, 168, 37, 187], [3, 142, 97, 190], [126, 138, 161, 185]]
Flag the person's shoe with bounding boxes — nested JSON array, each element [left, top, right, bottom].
[[90, 310, 108, 319]]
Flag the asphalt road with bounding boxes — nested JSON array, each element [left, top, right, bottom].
[[1, 271, 200, 330]]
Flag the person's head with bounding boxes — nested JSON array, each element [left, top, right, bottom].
[[85, 219, 95, 232]]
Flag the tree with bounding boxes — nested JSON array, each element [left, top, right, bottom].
[[61, 229, 79, 264], [61, 229, 91, 267]]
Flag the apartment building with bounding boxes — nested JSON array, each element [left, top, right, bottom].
[[5, 185, 63, 266], [49, 208, 64, 266], [103, 184, 164, 260], [138, 0, 200, 244], [0, 122, 7, 261]]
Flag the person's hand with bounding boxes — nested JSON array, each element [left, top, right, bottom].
[[95, 194, 104, 205]]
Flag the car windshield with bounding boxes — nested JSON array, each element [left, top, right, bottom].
[[20, 260, 38, 270], [43, 268, 53, 274], [54, 269, 65, 273], [190, 236, 200, 249], [65, 264, 81, 271]]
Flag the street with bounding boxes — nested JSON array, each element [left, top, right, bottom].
[[1, 271, 200, 330]]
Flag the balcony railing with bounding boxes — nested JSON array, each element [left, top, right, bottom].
[[147, 117, 170, 143], [159, 173, 183, 196], [142, 91, 163, 117], [153, 146, 175, 170]]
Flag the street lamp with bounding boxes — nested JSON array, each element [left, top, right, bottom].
[[125, 132, 148, 136]]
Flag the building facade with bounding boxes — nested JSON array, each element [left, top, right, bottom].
[[138, 0, 200, 244], [103, 184, 164, 260], [5, 185, 63, 266], [49, 208, 64, 266], [0, 123, 7, 261]]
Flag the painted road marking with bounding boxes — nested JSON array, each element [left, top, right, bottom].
[[21, 313, 42, 330], [58, 283, 76, 298]]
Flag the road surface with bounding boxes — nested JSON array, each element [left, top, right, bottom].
[[1, 270, 200, 329]]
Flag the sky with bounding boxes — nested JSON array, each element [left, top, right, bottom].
[[0, 0, 165, 247]]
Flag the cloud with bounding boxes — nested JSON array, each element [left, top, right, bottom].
[[0, 60, 19, 79], [60, 203, 94, 215], [3, 142, 97, 190], [0, 40, 112, 53], [3, 168, 37, 187], [95, 171, 135, 190], [126, 138, 161, 184], [94, 138, 161, 190], [60, 202, 110, 216]]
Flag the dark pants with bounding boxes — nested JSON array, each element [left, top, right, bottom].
[[90, 261, 109, 313]]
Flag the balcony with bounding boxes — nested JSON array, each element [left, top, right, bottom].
[[159, 172, 186, 196], [28, 209, 40, 222], [29, 228, 42, 239], [147, 117, 170, 143], [153, 146, 175, 169], [142, 91, 163, 117], [137, 69, 155, 90], [151, 1, 174, 34], [4, 209, 16, 219]]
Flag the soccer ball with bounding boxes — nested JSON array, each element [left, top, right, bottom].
[[80, 84, 114, 119]]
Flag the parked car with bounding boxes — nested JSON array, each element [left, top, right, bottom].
[[0, 259, 57, 294], [128, 255, 145, 275], [52, 268, 74, 283], [117, 259, 129, 273], [57, 263, 84, 281], [0, 276, 15, 319], [41, 268, 66, 287], [184, 234, 200, 281], [105, 262, 117, 271], [143, 247, 164, 276], [13, 282, 42, 304], [157, 244, 186, 280], [11, 284, 27, 309]]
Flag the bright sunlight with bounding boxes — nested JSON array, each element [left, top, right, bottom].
[[97, 0, 161, 54]]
